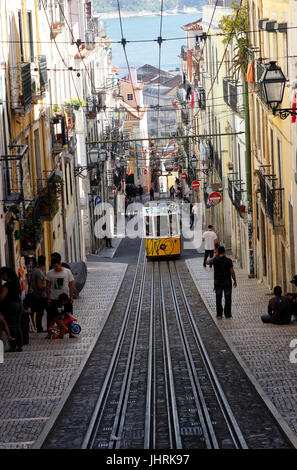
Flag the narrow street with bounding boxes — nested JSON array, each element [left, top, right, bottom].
[[1, 236, 296, 450]]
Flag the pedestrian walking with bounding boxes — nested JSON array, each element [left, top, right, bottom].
[[261, 286, 291, 325], [46, 253, 74, 330], [0, 267, 23, 351], [49, 252, 70, 270], [169, 186, 175, 199], [138, 185, 143, 201], [202, 225, 218, 267], [208, 246, 237, 318], [30, 255, 48, 332], [150, 187, 154, 201], [190, 203, 199, 229]]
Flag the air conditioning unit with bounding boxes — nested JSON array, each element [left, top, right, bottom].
[[258, 18, 269, 29], [262, 20, 277, 32]]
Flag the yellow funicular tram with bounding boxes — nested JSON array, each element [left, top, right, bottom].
[[143, 200, 181, 259]]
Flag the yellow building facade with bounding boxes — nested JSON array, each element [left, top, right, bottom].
[[248, 0, 294, 292]]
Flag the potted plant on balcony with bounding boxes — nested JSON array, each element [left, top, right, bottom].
[[38, 186, 59, 221], [15, 219, 42, 254]]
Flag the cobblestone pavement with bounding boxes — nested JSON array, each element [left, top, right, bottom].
[[0, 261, 127, 449], [186, 257, 297, 442]]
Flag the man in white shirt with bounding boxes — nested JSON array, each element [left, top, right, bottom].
[[46, 253, 74, 328], [202, 225, 218, 267]]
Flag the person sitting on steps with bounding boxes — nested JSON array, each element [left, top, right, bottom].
[[261, 286, 291, 325]]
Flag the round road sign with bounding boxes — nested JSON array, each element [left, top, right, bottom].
[[192, 180, 200, 189], [208, 192, 222, 206], [181, 172, 186, 180]]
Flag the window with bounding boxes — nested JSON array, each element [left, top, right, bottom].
[[64, 162, 69, 206], [277, 138, 283, 218], [27, 11, 34, 63], [68, 162, 73, 197], [270, 128, 274, 174], [127, 93, 133, 101], [34, 130, 42, 190], [18, 11, 24, 62]]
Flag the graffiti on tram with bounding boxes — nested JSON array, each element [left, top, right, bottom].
[[145, 238, 180, 257]]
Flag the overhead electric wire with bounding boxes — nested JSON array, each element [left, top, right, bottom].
[[2, 25, 297, 46], [116, 0, 139, 116], [157, 0, 165, 139], [207, 0, 243, 99], [40, 0, 82, 106]]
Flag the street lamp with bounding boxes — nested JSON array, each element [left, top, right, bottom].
[[259, 61, 296, 119], [99, 148, 107, 162], [191, 154, 198, 169], [89, 148, 99, 164]]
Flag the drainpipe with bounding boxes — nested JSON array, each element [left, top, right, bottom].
[[244, 80, 254, 277]]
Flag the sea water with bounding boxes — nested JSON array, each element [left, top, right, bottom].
[[102, 11, 205, 73]]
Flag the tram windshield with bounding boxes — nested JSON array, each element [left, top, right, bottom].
[[143, 202, 180, 238]]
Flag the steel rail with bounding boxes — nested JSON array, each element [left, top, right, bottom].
[[112, 256, 147, 449], [173, 261, 248, 449], [144, 261, 156, 448], [166, 261, 219, 449], [81, 240, 145, 449], [158, 262, 183, 449]]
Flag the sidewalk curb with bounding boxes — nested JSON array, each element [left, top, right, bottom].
[[186, 259, 297, 449], [32, 262, 128, 449]]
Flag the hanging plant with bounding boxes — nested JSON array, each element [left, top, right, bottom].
[[17, 218, 42, 251], [219, 1, 250, 78], [37, 186, 59, 220]]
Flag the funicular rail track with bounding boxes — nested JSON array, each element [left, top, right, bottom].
[[81, 252, 248, 449]]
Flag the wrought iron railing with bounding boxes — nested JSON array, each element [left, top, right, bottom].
[[222, 77, 242, 114], [214, 150, 222, 181], [39, 55, 48, 90], [227, 174, 246, 216], [21, 63, 32, 109], [258, 167, 284, 226]]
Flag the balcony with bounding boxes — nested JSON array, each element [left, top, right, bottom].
[[256, 60, 266, 103], [14, 198, 42, 255], [214, 150, 222, 181], [197, 87, 206, 110], [36, 172, 62, 222], [51, 115, 68, 154], [223, 78, 243, 115], [10, 63, 33, 115], [32, 56, 48, 101], [258, 167, 284, 229], [0, 145, 28, 208], [227, 175, 246, 217], [181, 106, 190, 125]]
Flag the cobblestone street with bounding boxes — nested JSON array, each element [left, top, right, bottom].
[[0, 261, 127, 449], [186, 257, 297, 445]]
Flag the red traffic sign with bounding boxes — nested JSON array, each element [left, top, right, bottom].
[[122, 177, 125, 183], [181, 172, 186, 180], [113, 186, 117, 191], [208, 192, 222, 206], [192, 180, 200, 189]]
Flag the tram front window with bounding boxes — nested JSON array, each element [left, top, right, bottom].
[[145, 216, 153, 237], [156, 215, 169, 237], [171, 213, 179, 236]]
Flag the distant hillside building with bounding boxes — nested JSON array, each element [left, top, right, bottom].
[[137, 64, 182, 138]]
